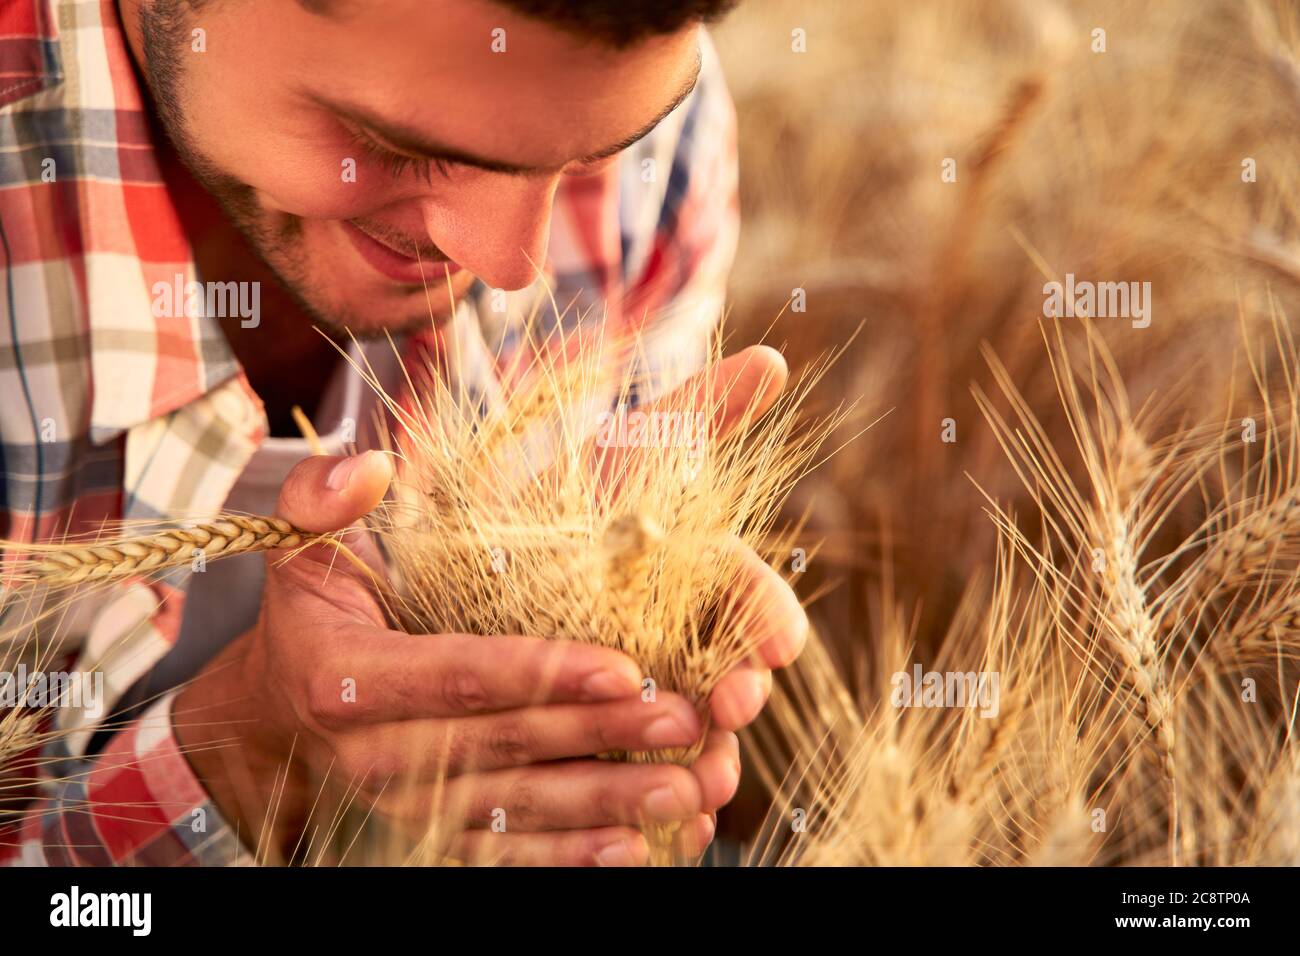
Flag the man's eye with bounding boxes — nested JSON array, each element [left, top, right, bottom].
[[345, 128, 453, 184]]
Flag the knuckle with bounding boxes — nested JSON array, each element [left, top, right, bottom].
[[440, 667, 490, 714], [592, 779, 625, 825], [465, 786, 499, 827], [304, 679, 347, 731], [589, 714, 614, 753], [442, 727, 473, 774], [503, 778, 540, 827], [373, 751, 410, 789], [488, 716, 535, 766], [576, 834, 609, 866]]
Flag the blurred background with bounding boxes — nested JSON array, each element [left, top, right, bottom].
[[708, 0, 1300, 841], [714, 0, 1298, 648]]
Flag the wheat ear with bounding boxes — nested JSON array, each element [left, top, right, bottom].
[[1026, 796, 1096, 867], [1098, 500, 1178, 783], [602, 513, 662, 654], [600, 511, 710, 866], [1172, 491, 1300, 622], [1219, 584, 1300, 665], [8, 517, 322, 587]]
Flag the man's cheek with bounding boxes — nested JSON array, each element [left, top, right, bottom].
[[194, 128, 396, 220], [248, 160, 397, 221]]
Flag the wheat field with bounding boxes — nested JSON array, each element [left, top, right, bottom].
[[711, 0, 1300, 865]]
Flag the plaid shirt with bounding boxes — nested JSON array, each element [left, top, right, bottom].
[[0, 0, 737, 864]]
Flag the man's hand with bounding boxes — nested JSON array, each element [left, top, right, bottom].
[[174, 347, 807, 866], [176, 452, 733, 865]]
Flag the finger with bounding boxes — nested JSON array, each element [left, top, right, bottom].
[[671, 813, 717, 859], [448, 826, 649, 867], [311, 632, 644, 726], [709, 663, 771, 731], [438, 692, 703, 774], [330, 692, 704, 785], [268, 451, 393, 587], [590, 346, 788, 485], [429, 760, 704, 831], [709, 345, 789, 437], [689, 728, 742, 811], [661, 345, 789, 439], [727, 543, 809, 669], [275, 451, 393, 534]]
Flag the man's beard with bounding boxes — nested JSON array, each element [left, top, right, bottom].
[[136, 2, 440, 339]]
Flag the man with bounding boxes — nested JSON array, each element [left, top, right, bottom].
[[0, 0, 806, 865]]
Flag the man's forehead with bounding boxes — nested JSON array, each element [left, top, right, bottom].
[[297, 2, 702, 173], [309, 43, 701, 173]]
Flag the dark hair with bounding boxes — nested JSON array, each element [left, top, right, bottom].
[[491, 0, 740, 47], [295, 0, 740, 48]]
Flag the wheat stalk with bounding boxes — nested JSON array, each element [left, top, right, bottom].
[[353, 326, 846, 864], [1176, 490, 1300, 615], [4, 517, 323, 588], [0, 711, 39, 777]]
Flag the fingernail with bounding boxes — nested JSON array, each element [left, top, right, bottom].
[[748, 669, 773, 710], [643, 785, 688, 822], [327, 453, 369, 492], [582, 668, 638, 701], [644, 712, 696, 748], [595, 840, 638, 867]]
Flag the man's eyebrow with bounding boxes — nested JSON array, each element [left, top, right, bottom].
[[310, 53, 702, 176]]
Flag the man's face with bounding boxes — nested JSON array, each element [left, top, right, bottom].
[[125, 0, 701, 335]]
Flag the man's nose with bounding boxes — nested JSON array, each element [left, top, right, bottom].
[[420, 175, 560, 291]]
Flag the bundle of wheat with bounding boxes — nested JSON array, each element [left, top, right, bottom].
[[0, 322, 851, 865], [344, 325, 848, 862]]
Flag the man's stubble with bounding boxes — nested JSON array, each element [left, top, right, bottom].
[[136, 1, 437, 338]]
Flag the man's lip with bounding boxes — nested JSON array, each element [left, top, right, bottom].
[[341, 220, 460, 285]]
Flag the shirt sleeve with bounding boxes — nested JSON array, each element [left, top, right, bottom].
[[3, 692, 253, 866]]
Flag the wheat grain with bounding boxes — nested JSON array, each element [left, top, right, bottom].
[[6, 517, 322, 588]]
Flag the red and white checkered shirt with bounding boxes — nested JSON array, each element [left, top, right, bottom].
[[0, 0, 737, 864]]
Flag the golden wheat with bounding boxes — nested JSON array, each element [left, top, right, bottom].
[[4, 517, 322, 589]]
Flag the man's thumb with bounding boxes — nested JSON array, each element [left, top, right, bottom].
[[275, 451, 393, 534]]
